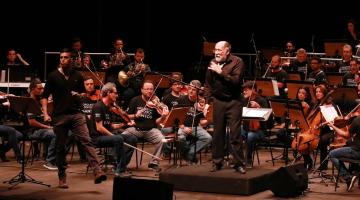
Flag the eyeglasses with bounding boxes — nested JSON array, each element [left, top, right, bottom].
[[60, 56, 70, 59]]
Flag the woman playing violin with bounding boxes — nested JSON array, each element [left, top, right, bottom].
[[328, 116, 360, 192], [241, 81, 270, 168]]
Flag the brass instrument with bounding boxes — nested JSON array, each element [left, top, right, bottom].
[[117, 61, 147, 86], [118, 70, 129, 87]]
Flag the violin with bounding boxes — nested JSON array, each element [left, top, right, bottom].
[[146, 96, 169, 115], [86, 89, 101, 101], [110, 103, 131, 123]]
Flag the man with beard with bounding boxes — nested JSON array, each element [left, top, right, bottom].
[[204, 41, 246, 174]]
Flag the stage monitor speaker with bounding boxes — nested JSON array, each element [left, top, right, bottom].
[[113, 177, 174, 200], [269, 163, 308, 197]]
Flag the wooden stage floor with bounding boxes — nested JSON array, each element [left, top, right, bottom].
[[0, 145, 360, 200]]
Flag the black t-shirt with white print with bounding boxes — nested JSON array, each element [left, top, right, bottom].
[[127, 95, 160, 131]]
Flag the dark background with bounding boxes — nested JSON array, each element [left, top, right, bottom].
[[1, 1, 359, 82]]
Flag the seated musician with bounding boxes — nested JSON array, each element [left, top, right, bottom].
[[76, 76, 101, 162], [26, 78, 57, 170], [241, 81, 269, 168], [342, 58, 360, 87], [5, 48, 30, 66], [0, 92, 22, 162], [90, 82, 137, 178], [124, 48, 151, 95], [288, 48, 309, 80], [307, 56, 327, 86], [277, 86, 313, 160], [328, 117, 358, 192], [176, 80, 212, 164], [338, 44, 353, 74], [121, 80, 167, 172], [265, 54, 288, 98], [302, 85, 335, 171]]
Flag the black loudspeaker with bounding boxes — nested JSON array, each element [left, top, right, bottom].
[[113, 177, 174, 200], [269, 163, 308, 197]]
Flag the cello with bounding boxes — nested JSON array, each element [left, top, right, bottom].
[[291, 89, 334, 154]]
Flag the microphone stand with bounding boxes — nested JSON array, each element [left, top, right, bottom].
[[250, 33, 262, 77], [151, 71, 204, 92]]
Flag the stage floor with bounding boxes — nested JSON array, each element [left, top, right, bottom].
[[0, 145, 360, 200]]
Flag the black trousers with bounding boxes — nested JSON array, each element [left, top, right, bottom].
[[53, 113, 100, 179], [211, 98, 245, 166]]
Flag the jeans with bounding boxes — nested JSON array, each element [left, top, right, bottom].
[[0, 125, 22, 159], [95, 134, 137, 172], [178, 126, 212, 161], [241, 126, 265, 162], [29, 128, 56, 164], [329, 147, 360, 180]]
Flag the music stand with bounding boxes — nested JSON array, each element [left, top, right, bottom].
[[3, 96, 51, 189], [286, 72, 302, 81], [326, 72, 344, 87], [162, 107, 189, 165], [285, 80, 315, 100], [144, 72, 171, 89], [331, 86, 358, 102], [245, 78, 279, 97]]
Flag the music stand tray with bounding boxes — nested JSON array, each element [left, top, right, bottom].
[[288, 102, 309, 131], [331, 86, 358, 103], [162, 107, 189, 128], [326, 72, 344, 87], [245, 78, 279, 97], [144, 72, 172, 89], [4, 96, 50, 189], [242, 107, 272, 121], [285, 80, 315, 100]]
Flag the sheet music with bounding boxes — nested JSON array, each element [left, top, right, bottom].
[[242, 107, 272, 121], [320, 105, 339, 122], [271, 80, 279, 96]]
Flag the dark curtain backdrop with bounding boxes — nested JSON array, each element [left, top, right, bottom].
[[0, 1, 358, 81]]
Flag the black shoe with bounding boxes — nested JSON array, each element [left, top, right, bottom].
[[233, 164, 246, 174], [347, 176, 358, 192], [148, 163, 161, 172], [210, 163, 222, 172]]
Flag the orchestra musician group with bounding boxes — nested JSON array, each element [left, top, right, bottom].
[[2, 39, 360, 192]]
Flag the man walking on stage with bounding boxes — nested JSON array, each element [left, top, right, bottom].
[[41, 48, 106, 188]]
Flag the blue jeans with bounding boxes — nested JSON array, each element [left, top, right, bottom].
[[241, 126, 265, 161], [29, 128, 56, 164], [0, 125, 22, 159], [329, 147, 360, 180], [178, 126, 212, 161], [95, 134, 137, 173]]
